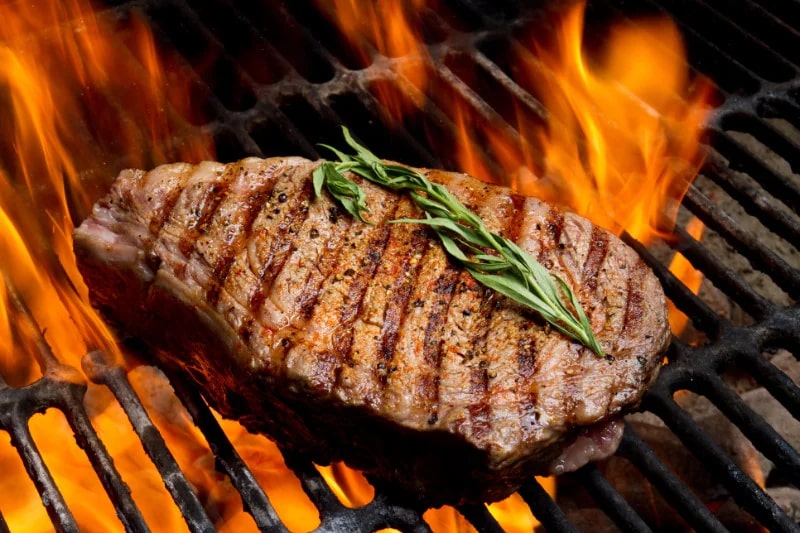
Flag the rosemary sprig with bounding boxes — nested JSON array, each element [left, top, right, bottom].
[[312, 127, 604, 356]]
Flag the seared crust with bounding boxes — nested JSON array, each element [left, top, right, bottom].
[[73, 156, 669, 504]]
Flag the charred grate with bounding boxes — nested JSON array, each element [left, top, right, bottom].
[[0, 0, 799, 531]]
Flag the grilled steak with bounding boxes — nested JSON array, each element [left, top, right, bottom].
[[73, 156, 669, 505]]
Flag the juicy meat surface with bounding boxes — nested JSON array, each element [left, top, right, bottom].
[[73, 156, 670, 504]]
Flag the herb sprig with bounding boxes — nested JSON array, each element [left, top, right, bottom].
[[312, 127, 604, 356]]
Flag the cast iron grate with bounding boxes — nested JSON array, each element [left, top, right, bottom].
[[1, 0, 799, 531]]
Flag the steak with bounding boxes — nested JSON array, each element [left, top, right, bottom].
[[73, 155, 670, 505]]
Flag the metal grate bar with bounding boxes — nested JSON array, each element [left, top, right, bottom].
[[1, 281, 147, 533], [517, 478, 576, 533], [701, 373, 800, 483], [233, 1, 337, 84], [5, 278, 151, 532], [457, 505, 504, 533], [710, 128, 800, 214], [0, 396, 78, 533], [671, 215, 775, 318], [2, 392, 79, 532], [715, 0, 800, 61], [720, 111, 800, 170], [470, 49, 547, 122], [745, 0, 800, 32], [679, 0, 798, 76], [757, 96, 800, 134], [165, 371, 289, 533], [434, 53, 530, 137], [681, 186, 800, 302], [700, 151, 800, 249], [337, 87, 442, 168], [573, 463, 652, 533], [653, 0, 796, 84], [281, 450, 343, 513], [282, 452, 435, 533], [362, 493, 433, 533], [60, 386, 150, 533], [638, 0, 758, 94], [647, 392, 799, 531], [738, 347, 800, 421], [762, 305, 800, 349], [617, 426, 727, 531], [82, 351, 215, 533]]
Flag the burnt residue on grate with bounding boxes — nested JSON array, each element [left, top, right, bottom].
[[0, 0, 799, 531]]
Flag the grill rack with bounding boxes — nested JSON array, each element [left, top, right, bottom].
[[1, 0, 799, 531]]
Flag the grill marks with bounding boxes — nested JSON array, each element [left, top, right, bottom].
[[462, 297, 495, 443], [168, 163, 231, 256], [582, 226, 610, 297], [622, 259, 648, 336], [540, 208, 565, 266], [322, 219, 394, 388], [377, 227, 430, 380], [141, 161, 601, 443], [337, 197, 430, 408], [508, 194, 528, 242], [250, 177, 315, 312], [379, 237, 455, 423], [283, 179, 400, 392], [417, 176, 521, 445], [516, 327, 541, 439], [143, 165, 194, 239], [418, 266, 460, 423], [148, 183, 184, 239], [468, 185, 530, 449], [517, 329, 539, 381], [202, 164, 278, 307], [152, 162, 229, 283]]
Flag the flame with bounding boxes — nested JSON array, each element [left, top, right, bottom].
[[320, 0, 429, 119], [323, 0, 713, 244], [527, 8, 712, 242], [667, 216, 706, 337], [320, 463, 553, 531]]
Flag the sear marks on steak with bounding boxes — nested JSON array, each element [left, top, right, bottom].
[[73, 156, 670, 505]]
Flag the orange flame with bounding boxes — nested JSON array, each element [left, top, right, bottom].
[[667, 216, 706, 337], [527, 8, 712, 242], [324, 0, 713, 244], [319, 0, 430, 118]]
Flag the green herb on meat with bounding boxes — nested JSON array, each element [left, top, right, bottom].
[[313, 127, 604, 356]]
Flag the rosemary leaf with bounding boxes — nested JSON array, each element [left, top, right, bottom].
[[313, 127, 605, 356], [312, 162, 370, 223]]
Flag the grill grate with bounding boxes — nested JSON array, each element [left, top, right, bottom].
[[1, 0, 799, 531]]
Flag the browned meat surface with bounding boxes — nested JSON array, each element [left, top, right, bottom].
[[73, 156, 669, 505]]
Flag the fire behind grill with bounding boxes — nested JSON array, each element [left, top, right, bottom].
[[1, 0, 799, 531]]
